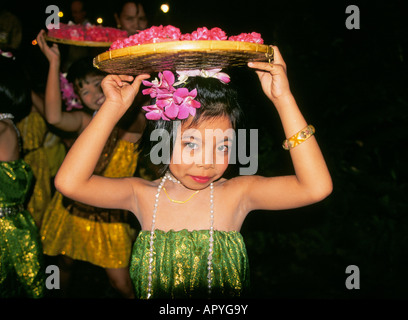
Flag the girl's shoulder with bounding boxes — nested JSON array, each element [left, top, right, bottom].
[[130, 176, 162, 191], [219, 174, 260, 188], [0, 119, 19, 161]]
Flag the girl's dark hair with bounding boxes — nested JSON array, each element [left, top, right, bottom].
[[0, 55, 31, 122], [113, 0, 151, 25], [66, 56, 106, 113], [138, 76, 242, 177], [66, 56, 105, 92], [114, 0, 151, 19]]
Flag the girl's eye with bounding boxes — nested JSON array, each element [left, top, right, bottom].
[[217, 145, 229, 152], [184, 142, 198, 150]]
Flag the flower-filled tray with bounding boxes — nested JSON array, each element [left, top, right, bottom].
[[93, 25, 272, 74], [93, 40, 273, 74], [45, 36, 113, 47], [45, 23, 128, 47]]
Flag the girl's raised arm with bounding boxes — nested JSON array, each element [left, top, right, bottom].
[[36, 30, 84, 132], [54, 74, 150, 211], [244, 46, 332, 211]]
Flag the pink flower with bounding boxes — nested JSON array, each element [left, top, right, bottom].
[[108, 25, 264, 50], [191, 27, 210, 40], [173, 88, 201, 119], [141, 70, 204, 121], [59, 73, 83, 111], [142, 104, 170, 121], [156, 89, 179, 119], [180, 33, 192, 41], [228, 32, 264, 44], [142, 70, 176, 98], [209, 27, 227, 40]]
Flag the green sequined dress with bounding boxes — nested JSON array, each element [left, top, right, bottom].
[[130, 229, 249, 299], [0, 160, 45, 298]]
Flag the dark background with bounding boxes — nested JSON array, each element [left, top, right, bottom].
[[4, 0, 407, 299]]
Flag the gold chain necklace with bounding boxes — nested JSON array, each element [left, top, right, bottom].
[[162, 187, 200, 204]]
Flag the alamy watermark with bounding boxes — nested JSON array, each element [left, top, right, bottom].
[[45, 5, 60, 29], [345, 265, 360, 289], [45, 265, 60, 290], [345, 5, 360, 29]]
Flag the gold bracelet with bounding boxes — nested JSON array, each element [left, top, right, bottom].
[[282, 125, 315, 150]]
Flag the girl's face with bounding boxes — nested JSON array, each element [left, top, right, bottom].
[[76, 75, 105, 111], [116, 3, 148, 36], [169, 115, 234, 190]]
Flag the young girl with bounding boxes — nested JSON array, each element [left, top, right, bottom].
[[54, 46, 333, 298], [114, 1, 150, 36], [16, 91, 67, 228], [36, 30, 146, 298], [0, 53, 45, 298]]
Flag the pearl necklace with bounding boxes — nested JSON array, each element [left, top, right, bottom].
[[147, 171, 214, 299]]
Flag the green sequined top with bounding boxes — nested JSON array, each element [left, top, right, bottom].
[[0, 160, 33, 208], [130, 229, 250, 299], [0, 159, 45, 298]]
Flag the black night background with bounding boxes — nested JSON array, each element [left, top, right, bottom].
[[2, 0, 407, 304]]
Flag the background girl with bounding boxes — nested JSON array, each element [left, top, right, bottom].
[[36, 30, 146, 298], [0, 53, 45, 298]]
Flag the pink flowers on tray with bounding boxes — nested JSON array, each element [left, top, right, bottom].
[[109, 25, 263, 50], [180, 27, 228, 41], [48, 23, 128, 42]]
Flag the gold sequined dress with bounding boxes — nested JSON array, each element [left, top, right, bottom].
[[0, 159, 45, 298], [40, 128, 138, 268], [17, 112, 66, 227]]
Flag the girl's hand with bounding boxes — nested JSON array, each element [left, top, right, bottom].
[[248, 46, 291, 104], [101, 74, 150, 114], [36, 30, 60, 65]]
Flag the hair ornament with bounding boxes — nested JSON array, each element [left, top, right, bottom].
[[0, 49, 15, 60], [174, 69, 230, 86], [59, 72, 83, 111], [142, 69, 230, 121]]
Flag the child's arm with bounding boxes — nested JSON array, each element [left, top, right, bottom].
[[54, 74, 150, 210], [36, 30, 84, 132], [244, 46, 332, 211]]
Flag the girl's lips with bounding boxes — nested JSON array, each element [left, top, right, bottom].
[[96, 96, 105, 106], [190, 175, 211, 183]]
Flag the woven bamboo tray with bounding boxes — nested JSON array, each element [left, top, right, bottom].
[[93, 40, 273, 74], [45, 36, 112, 47]]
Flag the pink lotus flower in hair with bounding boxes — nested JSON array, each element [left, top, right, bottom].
[[156, 89, 179, 119], [173, 88, 201, 119], [142, 104, 170, 121], [141, 69, 232, 121], [142, 70, 176, 98]]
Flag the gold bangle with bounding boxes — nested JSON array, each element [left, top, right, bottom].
[[282, 125, 315, 150]]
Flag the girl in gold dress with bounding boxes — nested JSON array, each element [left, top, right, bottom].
[[36, 30, 146, 298], [17, 92, 66, 228]]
